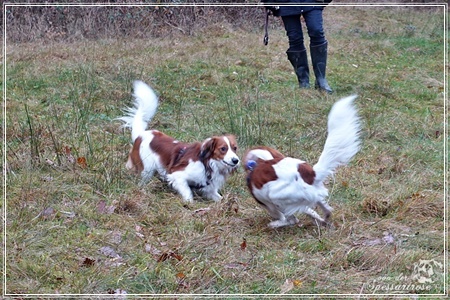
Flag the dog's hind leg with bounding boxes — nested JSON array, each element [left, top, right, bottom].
[[317, 201, 333, 226], [304, 207, 328, 227], [264, 203, 295, 228]]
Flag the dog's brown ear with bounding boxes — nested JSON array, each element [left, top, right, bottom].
[[200, 137, 216, 160]]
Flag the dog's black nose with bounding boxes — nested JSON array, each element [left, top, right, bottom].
[[232, 157, 240, 165]]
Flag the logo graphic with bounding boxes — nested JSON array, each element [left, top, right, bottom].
[[411, 259, 444, 284], [362, 258, 444, 294]]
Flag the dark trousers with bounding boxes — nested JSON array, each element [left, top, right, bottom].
[[282, 10, 326, 52]]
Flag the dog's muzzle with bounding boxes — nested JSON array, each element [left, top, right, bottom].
[[223, 157, 240, 168]]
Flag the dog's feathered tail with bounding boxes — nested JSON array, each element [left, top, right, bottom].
[[313, 95, 361, 185], [118, 80, 159, 142]]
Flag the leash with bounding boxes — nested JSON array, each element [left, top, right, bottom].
[[264, 9, 270, 46]]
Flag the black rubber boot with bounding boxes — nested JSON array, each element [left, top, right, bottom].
[[287, 50, 310, 88], [310, 42, 333, 94]]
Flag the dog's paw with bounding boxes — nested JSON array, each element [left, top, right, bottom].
[[287, 215, 299, 225], [268, 220, 289, 228], [209, 193, 223, 202], [182, 196, 194, 203]]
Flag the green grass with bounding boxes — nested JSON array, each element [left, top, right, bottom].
[[4, 5, 447, 297]]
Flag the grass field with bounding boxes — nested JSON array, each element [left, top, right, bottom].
[[4, 4, 447, 297]]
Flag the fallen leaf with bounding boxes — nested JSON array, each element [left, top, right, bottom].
[[157, 251, 183, 262], [77, 157, 87, 168], [157, 252, 171, 262], [171, 252, 183, 261], [192, 207, 211, 217], [435, 130, 441, 138], [240, 238, 247, 250], [81, 257, 96, 267], [64, 146, 71, 155], [293, 279, 303, 287], [176, 272, 186, 279]]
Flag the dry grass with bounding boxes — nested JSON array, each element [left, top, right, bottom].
[[4, 5, 447, 298]]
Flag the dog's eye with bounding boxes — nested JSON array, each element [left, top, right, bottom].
[[220, 146, 227, 152], [232, 146, 237, 151]]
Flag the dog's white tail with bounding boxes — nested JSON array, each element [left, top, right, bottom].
[[118, 80, 159, 142], [313, 95, 361, 184]]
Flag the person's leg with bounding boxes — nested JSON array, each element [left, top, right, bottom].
[[304, 9, 333, 93], [282, 15, 310, 88]]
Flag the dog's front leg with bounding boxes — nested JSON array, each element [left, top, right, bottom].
[[208, 191, 223, 202], [167, 176, 194, 202], [200, 186, 223, 202]]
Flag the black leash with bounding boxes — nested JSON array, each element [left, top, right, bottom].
[[264, 9, 270, 46]]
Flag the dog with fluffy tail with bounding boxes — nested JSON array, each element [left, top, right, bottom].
[[119, 81, 240, 202], [244, 95, 361, 228]]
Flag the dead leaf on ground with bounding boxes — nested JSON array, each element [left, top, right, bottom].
[[157, 251, 183, 262], [240, 238, 247, 250], [77, 156, 87, 168], [192, 207, 211, 217], [81, 257, 96, 267], [293, 279, 303, 287], [176, 272, 189, 289]]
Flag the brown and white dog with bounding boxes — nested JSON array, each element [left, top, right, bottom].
[[244, 95, 361, 228], [119, 80, 240, 202]]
